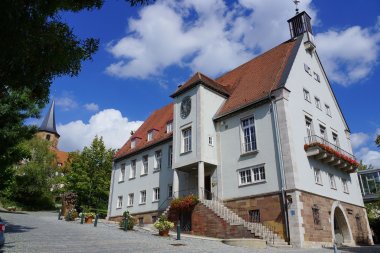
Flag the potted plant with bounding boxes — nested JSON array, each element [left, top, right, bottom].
[[153, 215, 174, 236], [84, 212, 95, 224]]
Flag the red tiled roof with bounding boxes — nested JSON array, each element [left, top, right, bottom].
[[215, 38, 299, 118], [50, 147, 69, 166], [171, 72, 230, 98], [115, 103, 173, 160]]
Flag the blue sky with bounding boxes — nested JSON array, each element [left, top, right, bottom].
[[37, 0, 380, 167]]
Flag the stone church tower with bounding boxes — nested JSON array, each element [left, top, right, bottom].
[[36, 100, 60, 148]]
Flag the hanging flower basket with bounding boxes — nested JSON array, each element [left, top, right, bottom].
[[170, 194, 199, 212]]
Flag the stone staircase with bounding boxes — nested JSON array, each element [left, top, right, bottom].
[[200, 198, 291, 247]]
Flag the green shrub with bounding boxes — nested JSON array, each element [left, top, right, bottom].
[[65, 209, 78, 221], [119, 211, 136, 230], [153, 215, 174, 231]]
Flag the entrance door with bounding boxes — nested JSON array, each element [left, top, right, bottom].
[[205, 175, 211, 200]]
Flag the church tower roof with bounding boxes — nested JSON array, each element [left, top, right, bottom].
[[38, 100, 59, 137]]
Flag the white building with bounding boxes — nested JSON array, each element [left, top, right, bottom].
[[107, 11, 373, 247]]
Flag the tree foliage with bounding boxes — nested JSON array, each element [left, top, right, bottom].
[[65, 136, 114, 210], [11, 137, 59, 209], [0, 0, 150, 191], [376, 135, 380, 147]]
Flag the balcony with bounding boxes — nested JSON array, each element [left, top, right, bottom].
[[304, 135, 359, 173]]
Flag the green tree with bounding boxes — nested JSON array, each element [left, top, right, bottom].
[[0, 0, 151, 191], [376, 135, 380, 147], [12, 137, 59, 209], [65, 136, 114, 210]]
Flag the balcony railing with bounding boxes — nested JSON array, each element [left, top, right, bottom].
[[304, 135, 358, 173]]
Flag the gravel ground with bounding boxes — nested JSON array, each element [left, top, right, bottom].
[[0, 211, 379, 253]]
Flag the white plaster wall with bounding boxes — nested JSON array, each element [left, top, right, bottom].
[[109, 141, 174, 217], [199, 85, 226, 165], [218, 103, 282, 200], [284, 34, 363, 206]]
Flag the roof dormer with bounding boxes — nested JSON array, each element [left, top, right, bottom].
[[147, 128, 158, 142], [130, 136, 141, 149]]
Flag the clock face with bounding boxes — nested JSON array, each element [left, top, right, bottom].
[[180, 96, 191, 119]]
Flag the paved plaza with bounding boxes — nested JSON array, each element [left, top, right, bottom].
[[0, 211, 379, 253]]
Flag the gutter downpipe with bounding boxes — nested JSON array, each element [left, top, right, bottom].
[[270, 91, 290, 244]]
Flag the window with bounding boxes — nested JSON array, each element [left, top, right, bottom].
[[314, 168, 322, 185], [315, 97, 321, 110], [332, 132, 340, 147], [168, 145, 173, 168], [128, 193, 134, 206], [305, 117, 313, 137], [138, 217, 144, 226], [130, 160, 136, 179], [142, 155, 148, 175], [325, 104, 331, 116], [46, 134, 51, 141], [153, 187, 160, 202], [329, 174, 336, 189], [312, 205, 321, 227], [239, 166, 265, 186], [208, 136, 214, 146], [168, 184, 173, 198], [313, 72, 320, 82], [131, 139, 136, 149], [342, 179, 349, 193], [303, 89, 311, 102], [154, 150, 162, 171], [119, 164, 126, 182], [140, 190, 146, 204], [182, 127, 192, 153], [147, 131, 153, 142], [319, 125, 327, 141], [117, 196, 123, 209], [241, 116, 257, 153], [304, 63, 311, 75], [166, 122, 173, 133], [248, 209, 260, 222]]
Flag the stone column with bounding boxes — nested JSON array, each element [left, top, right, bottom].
[[198, 161, 204, 199], [173, 169, 179, 198]]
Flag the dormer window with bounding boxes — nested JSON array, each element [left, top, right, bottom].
[[166, 122, 173, 133], [131, 139, 136, 149], [147, 131, 153, 141]]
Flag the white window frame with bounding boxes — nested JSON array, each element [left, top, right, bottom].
[[152, 187, 160, 202], [314, 168, 323, 185], [305, 116, 313, 137], [128, 193, 134, 207], [166, 122, 173, 133], [142, 155, 148, 175], [117, 195, 123, 209], [140, 190, 146, 204], [208, 136, 214, 146], [325, 104, 331, 117], [130, 159, 136, 179], [313, 72, 320, 82], [131, 139, 136, 149], [303, 89, 311, 102], [241, 116, 257, 153], [238, 165, 265, 186], [329, 174, 336, 190], [182, 127, 192, 153], [342, 179, 349, 194], [119, 164, 125, 182], [147, 131, 153, 142], [315, 97, 321, 110], [168, 184, 173, 198], [304, 63, 312, 75], [332, 132, 340, 147], [168, 145, 173, 168], [319, 125, 327, 141], [154, 150, 162, 171]]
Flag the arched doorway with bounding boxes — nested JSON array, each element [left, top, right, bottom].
[[330, 202, 353, 245]]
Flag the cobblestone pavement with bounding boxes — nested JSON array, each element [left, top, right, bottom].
[[0, 211, 379, 253]]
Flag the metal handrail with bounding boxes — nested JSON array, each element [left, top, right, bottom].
[[304, 135, 355, 159]]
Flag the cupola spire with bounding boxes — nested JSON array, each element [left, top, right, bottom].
[[39, 100, 59, 137], [293, 0, 300, 14]]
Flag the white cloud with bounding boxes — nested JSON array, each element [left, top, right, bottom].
[[351, 132, 369, 150], [356, 147, 380, 168], [57, 109, 143, 151], [55, 95, 78, 111], [316, 17, 380, 86], [84, 103, 99, 112]]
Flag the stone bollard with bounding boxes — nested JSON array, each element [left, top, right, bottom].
[[177, 221, 181, 240], [94, 214, 99, 227], [80, 213, 84, 224]]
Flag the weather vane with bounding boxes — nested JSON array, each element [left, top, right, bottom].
[[293, 0, 300, 14]]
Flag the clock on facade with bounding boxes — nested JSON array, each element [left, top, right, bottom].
[[180, 96, 191, 119]]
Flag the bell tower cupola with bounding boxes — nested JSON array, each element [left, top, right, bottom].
[[287, 0, 316, 52], [37, 100, 60, 148]]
